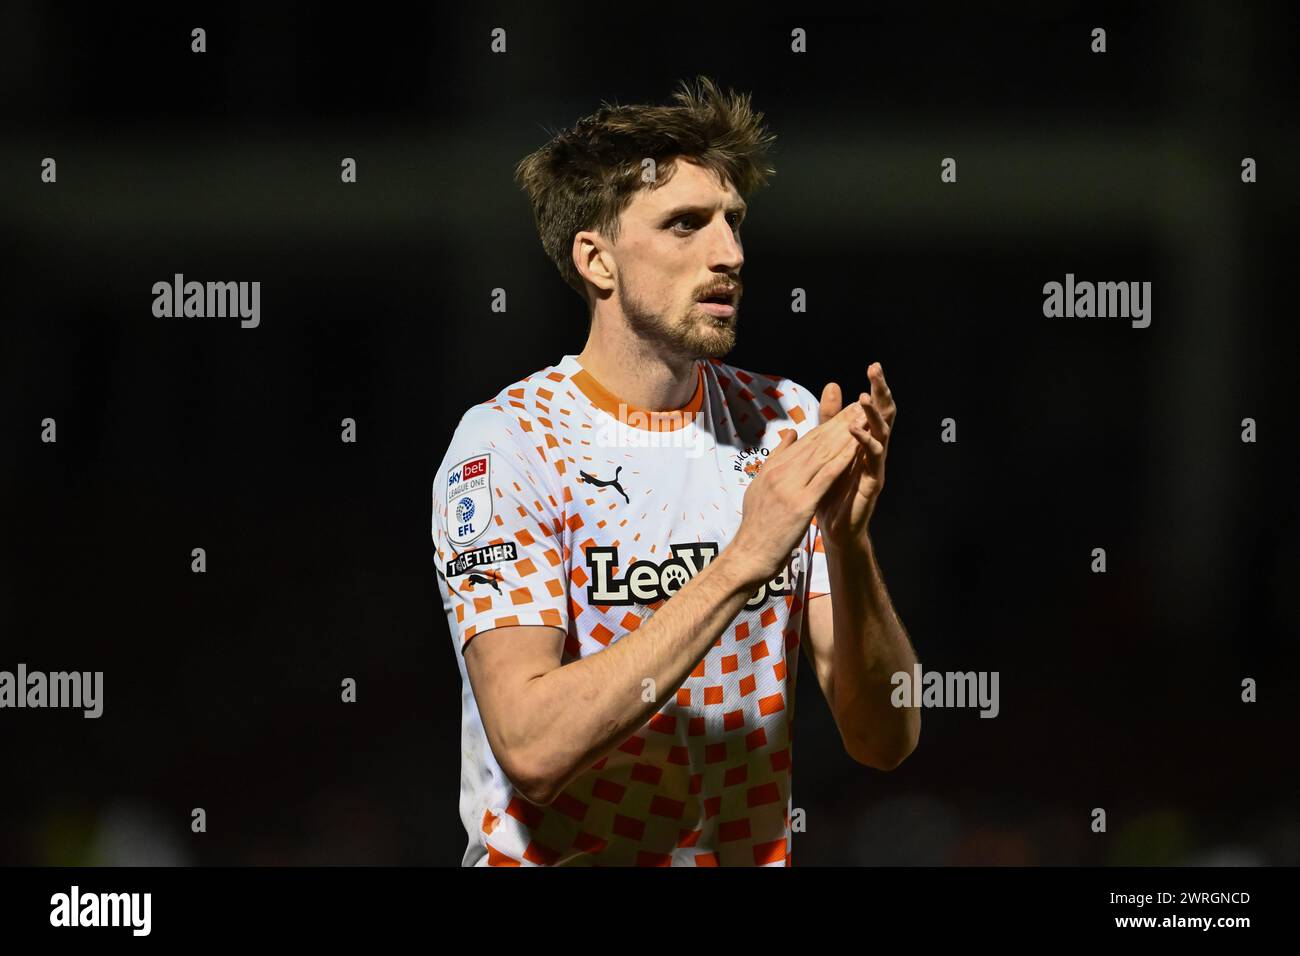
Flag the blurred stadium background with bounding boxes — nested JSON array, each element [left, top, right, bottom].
[[1, 2, 1296, 865]]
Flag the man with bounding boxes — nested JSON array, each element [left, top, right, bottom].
[[433, 76, 919, 866]]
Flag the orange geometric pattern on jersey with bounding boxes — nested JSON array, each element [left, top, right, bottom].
[[434, 354, 832, 866]]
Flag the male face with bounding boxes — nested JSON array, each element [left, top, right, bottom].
[[607, 158, 746, 360]]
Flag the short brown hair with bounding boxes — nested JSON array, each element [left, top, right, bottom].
[[513, 76, 777, 306]]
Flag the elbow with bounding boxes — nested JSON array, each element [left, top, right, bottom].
[[518, 781, 559, 807], [500, 745, 565, 807], [849, 743, 914, 772], [844, 716, 921, 772]]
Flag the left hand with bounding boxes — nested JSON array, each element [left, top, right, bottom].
[[814, 362, 896, 549]]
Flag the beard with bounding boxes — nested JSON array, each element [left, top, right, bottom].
[[619, 277, 738, 360]]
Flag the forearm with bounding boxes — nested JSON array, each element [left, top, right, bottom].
[[519, 547, 765, 802], [825, 537, 920, 768]]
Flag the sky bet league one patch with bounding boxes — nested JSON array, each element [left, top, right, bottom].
[[446, 454, 493, 547]]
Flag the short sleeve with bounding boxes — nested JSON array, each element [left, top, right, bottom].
[[433, 407, 570, 648]]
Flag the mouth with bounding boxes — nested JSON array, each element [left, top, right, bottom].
[[697, 287, 738, 318]]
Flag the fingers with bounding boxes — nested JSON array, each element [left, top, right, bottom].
[[848, 418, 885, 460], [799, 403, 864, 484], [858, 391, 890, 447], [768, 426, 798, 459], [817, 440, 863, 521], [819, 381, 843, 423], [768, 366, 892, 504], [868, 362, 895, 425], [770, 401, 864, 487], [807, 420, 862, 498]]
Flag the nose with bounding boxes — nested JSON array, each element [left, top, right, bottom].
[[708, 217, 744, 273]]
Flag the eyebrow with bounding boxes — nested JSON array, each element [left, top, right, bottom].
[[659, 201, 747, 221]]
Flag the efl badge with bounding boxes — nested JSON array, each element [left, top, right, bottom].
[[446, 454, 493, 547]]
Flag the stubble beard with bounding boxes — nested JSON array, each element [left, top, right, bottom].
[[619, 277, 738, 361]]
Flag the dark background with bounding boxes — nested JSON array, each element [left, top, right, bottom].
[[1, 2, 1296, 865]]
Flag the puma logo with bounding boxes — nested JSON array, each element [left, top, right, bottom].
[[467, 571, 502, 594], [579, 466, 630, 505]]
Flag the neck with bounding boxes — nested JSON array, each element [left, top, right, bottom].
[[576, 317, 700, 411]]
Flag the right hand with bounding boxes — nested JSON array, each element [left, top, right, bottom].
[[729, 400, 867, 585]]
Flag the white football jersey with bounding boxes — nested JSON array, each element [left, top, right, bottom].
[[433, 353, 832, 866]]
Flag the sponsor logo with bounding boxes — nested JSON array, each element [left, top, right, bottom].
[[578, 466, 630, 504], [466, 570, 503, 594], [446, 542, 519, 578], [586, 541, 801, 610], [447, 456, 488, 487], [446, 454, 492, 546]]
